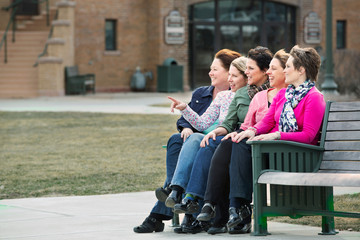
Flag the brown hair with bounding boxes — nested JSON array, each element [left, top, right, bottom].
[[247, 46, 273, 71], [215, 49, 242, 71], [290, 45, 321, 81], [273, 49, 290, 69]]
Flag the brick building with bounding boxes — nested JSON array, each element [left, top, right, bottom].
[[0, 0, 359, 98]]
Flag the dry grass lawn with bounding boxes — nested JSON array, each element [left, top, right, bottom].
[[0, 111, 178, 199]]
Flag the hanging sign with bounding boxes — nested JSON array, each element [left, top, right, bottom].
[[304, 12, 321, 44], [165, 10, 185, 44]]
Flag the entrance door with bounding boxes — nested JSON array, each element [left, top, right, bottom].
[[189, 0, 295, 89]]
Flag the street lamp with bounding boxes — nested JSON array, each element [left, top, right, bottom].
[[321, 0, 339, 95]]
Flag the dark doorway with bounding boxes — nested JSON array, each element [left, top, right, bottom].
[[13, 0, 39, 16], [189, 0, 296, 89]]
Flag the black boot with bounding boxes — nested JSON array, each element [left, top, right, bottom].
[[155, 186, 171, 202], [227, 205, 251, 229], [174, 197, 199, 214], [174, 214, 196, 234], [182, 220, 211, 234], [133, 217, 164, 233], [197, 202, 216, 221], [165, 189, 183, 208]]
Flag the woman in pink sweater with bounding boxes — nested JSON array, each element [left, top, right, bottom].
[[215, 45, 325, 234]]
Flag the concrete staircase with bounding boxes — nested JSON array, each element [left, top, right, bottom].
[[0, 10, 55, 98]]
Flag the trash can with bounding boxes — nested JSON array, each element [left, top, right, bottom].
[[157, 58, 183, 92]]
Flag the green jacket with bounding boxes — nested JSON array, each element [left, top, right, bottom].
[[220, 86, 250, 133]]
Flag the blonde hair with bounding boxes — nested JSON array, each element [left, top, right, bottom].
[[273, 49, 290, 69], [231, 56, 247, 78]]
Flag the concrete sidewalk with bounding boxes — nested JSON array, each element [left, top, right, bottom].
[[0, 92, 192, 114], [1, 191, 360, 240]]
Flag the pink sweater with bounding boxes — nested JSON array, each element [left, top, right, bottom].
[[254, 87, 326, 145], [240, 89, 271, 131]]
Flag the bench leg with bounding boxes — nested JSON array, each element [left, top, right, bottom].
[[319, 187, 337, 235], [252, 183, 270, 236], [171, 213, 180, 227]]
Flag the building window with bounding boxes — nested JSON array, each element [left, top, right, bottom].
[[105, 19, 117, 51], [336, 20, 346, 49], [189, 0, 295, 89]]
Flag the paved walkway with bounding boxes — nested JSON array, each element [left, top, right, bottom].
[[0, 92, 359, 239], [1, 191, 360, 240]]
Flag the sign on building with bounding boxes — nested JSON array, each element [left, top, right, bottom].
[[165, 10, 185, 44], [304, 12, 321, 44]]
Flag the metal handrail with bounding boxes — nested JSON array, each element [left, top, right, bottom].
[[34, 8, 58, 67], [0, 0, 50, 63]]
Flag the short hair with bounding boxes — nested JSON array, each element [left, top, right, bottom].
[[231, 56, 248, 79], [290, 45, 321, 81], [215, 49, 242, 71], [273, 49, 290, 69], [247, 46, 273, 71]]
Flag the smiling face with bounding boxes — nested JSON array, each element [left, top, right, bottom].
[[284, 56, 304, 87], [228, 65, 247, 92], [244, 58, 267, 87], [208, 58, 230, 89], [266, 58, 286, 89]]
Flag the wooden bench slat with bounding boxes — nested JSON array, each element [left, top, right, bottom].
[[324, 141, 360, 150], [328, 112, 360, 121], [325, 131, 360, 141], [320, 161, 360, 171], [258, 172, 360, 187], [323, 151, 360, 161], [330, 102, 360, 111], [326, 121, 360, 131]]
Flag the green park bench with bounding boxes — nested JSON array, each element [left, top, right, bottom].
[[247, 101, 360, 236], [65, 66, 95, 95]]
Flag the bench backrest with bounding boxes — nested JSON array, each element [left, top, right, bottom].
[[320, 101, 360, 173], [65, 66, 79, 78]]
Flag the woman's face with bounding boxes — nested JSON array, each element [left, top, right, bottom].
[[228, 65, 247, 92], [209, 58, 230, 89], [244, 58, 267, 87], [266, 58, 286, 89], [284, 56, 303, 87]]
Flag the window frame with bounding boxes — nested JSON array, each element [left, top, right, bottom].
[[105, 19, 117, 51]]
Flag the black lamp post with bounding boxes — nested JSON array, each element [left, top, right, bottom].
[[321, 0, 339, 94]]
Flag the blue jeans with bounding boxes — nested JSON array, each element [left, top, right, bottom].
[[186, 136, 224, 199], [170, 132, 205, 190], [150, 133, 183, 218]]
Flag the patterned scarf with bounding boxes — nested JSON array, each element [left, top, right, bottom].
[[247, 80, 271, 100], [279, 79, 315, 132]]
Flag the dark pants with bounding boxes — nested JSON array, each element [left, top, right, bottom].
[[150, 133, 183, 219], [204, 131, 253, 224], [203, 138, 233, 226], [229, 138, 253, 203]]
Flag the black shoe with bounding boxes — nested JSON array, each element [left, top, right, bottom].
[[174, 197, 199, 214], [165, 189, 182, 208], [173, 214, 196, 234], [155, 186, 171, 202], [207, 226, 227, 235], [227, 205, 252, 229], [133, 217, 164, 233], [182, 220, 210, 234], [197, 203, 216, 221], [228, 222, 252, 234]]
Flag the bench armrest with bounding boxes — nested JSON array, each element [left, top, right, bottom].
[[247, 140, 324, 183]]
